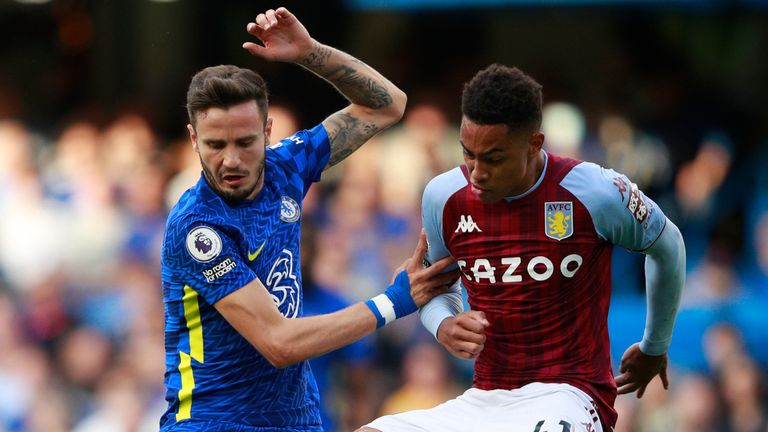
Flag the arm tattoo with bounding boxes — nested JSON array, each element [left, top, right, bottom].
[[324, 65, 392, 109], [299, 42, 392, 110], [299, 41, 332, 69], [324, 112, 381, 167]]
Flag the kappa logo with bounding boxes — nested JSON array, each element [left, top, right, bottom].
[[455, 215, 482, 233], [545, 201, 574, 241]]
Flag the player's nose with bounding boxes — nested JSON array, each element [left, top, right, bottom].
[[470, 162, 490, 183], [222, 147, 241, 168]]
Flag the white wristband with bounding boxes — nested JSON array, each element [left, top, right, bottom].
[[370, 294, 397, 326]]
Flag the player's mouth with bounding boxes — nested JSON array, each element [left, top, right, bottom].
[[222, 173, 247, 187], [470, 183, 490, 196]]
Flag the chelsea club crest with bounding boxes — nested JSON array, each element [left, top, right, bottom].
[[280, 196, 300, 223]]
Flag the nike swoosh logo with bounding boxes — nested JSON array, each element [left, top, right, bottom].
[[248, 241, 266, 261]]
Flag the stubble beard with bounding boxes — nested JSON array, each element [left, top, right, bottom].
[[200, 157, 265, 203]]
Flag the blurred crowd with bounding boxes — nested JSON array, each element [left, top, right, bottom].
[[1, 95, 767, 432]]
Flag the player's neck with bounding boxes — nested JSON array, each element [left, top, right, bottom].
[[502, 151, 546, 200], [521, 151, 546, 193]]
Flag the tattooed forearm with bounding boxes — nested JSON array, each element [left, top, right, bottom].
[[324, 65, 392, 109], [324, 112, 381, 167], [299, 41, 332, 69], [298, 42, 393, 110]]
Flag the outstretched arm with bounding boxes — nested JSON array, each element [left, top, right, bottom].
[[215, 232, 458, 368], [616, 218, 685, 397], [243, 7, 406, 168]]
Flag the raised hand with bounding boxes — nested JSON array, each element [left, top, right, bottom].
[[243, 7, 314, 63], [404, 230, 460, 307], [615, 343, 669, 398], [437, 310, 490, 360]]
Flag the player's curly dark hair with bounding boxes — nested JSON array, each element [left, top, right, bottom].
[[461, 64, 542, 133], [186, 65, 269, 127]]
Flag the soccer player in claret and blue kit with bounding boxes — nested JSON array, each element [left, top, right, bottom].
[[360, 65, 686, 432], [159, 7, 459, 432]]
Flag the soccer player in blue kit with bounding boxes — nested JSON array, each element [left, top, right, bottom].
[[160, 7, 458, 431]]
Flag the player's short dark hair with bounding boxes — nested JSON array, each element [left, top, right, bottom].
[[186, 65, 269, 127], [461, 64, 543, 133]]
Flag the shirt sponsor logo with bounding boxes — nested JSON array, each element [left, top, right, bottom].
[[280, 196, 300, 223], [626, 182, 649, 224], [455, 215, 482, 233], [202, 257, 236, 282], [614, 176, 650, 225], [186, 226, 222, 263], [545, 201, 573, 241], [458, 254, 584, 283]]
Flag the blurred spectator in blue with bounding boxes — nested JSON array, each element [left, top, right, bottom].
[[673, 131, 735, 270], [54, 326, 113, 421], [742, 210, 768, 295], [120, 159, 169, 267], [683, 242, 743, 308], [301, 218, 375, 432]]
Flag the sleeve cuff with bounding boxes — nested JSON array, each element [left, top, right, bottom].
[[639, 338, 670, 356]]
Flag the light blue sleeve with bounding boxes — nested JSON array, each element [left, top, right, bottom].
[[640, 219, 685, 355], [562, 162, 684, 354], [560, 162, 666, 251], [419, 169, 466, 338]]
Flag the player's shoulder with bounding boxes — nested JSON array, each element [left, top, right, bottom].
[[267, 125, 327, 161], [423, 166, 467, 206], [559, 160, 624, 204], [165, 189, 231, 243]]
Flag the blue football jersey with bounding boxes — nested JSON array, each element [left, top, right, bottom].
[[160, 124, 330, 431]]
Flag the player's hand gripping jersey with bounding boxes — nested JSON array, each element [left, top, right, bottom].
[[160, 125, 329, 430], [421, 152, 667, 429]]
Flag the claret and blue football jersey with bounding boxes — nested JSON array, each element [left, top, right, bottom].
[[421, 151, 667, 430], [160, 124, 330, 431]]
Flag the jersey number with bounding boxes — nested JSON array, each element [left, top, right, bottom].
[[533, 420, 572, 432], [177, 285, 205, 421]]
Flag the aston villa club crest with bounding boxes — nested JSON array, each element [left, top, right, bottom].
[[545, 201, 573, 241]]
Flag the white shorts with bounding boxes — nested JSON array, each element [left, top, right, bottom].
[[366, 383, 603, 432]]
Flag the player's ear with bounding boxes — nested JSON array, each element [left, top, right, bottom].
[[264, 117, 273, 146], [187, 124, 199, 153], [529, 132, 545, 155]]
